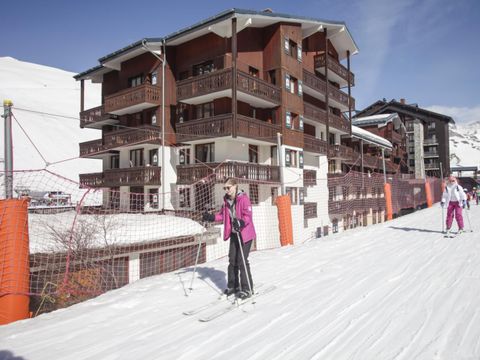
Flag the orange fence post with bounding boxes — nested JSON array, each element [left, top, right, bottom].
[[276, 195, 293, 246], [384, 183, 393, 220], [0, 198, 30, 325], [425, 181, 433, 208]]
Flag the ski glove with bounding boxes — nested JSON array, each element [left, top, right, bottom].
[[202, 212, 215, 222], [232, 218, 245, 231], [441, 201, 445, 208]]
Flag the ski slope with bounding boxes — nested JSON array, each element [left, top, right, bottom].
[[1, 203, 480, 360]]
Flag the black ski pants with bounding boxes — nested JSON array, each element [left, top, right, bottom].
[[227, 233, 253, 292]]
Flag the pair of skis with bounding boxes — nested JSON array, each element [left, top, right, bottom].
[[183, 284, 276, 322]]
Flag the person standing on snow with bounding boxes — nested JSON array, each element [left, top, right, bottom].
[[441, 175, 467, 234], [203, 178, 256, 299]]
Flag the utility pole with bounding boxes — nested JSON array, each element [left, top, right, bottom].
[[3, 99, 13, 199]]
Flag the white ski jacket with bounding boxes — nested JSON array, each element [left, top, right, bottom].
[[441, 183, 467, 204]]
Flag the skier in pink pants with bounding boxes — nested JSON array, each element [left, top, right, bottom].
[[441, 175, 467, 234]]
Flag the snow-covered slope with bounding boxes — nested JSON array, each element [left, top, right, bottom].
[[1, 204, 479, 359], [0, 57, 102, 193], [450, 121, 480, 168]]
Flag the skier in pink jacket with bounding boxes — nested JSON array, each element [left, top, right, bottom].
[[441, 175, 467, 234], [203, 178, 256, 299]]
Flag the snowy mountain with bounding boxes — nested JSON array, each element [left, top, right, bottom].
[[0, 204, 479, 359], [450, 121, 480, 168], [0, 57, 102, 195]]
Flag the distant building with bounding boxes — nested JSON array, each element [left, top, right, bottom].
[[355, 99, 454, 178]]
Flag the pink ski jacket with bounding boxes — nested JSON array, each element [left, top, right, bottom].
[[214, 191, 256, 243]]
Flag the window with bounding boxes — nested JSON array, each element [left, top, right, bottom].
[[179, 148, 190, 165], [271, 146, 278, 166], [332, 218, 339, 233], [249, 145, 258, 163], [285, 149, 297, 167], [195, 143, 214, 163], [130, 149, 143, 167], [179, 187, 191, 208], [149, 189, 158, 208], [149, 149, 158, 166], [129, 74, 143, 88], [193, 60, 214, 76], [409, 146, 415, 154], [286, 187, 298, 205], [271, 187, 278, 205], [151, 71, 157, 85], [109, 187, 120, 209], [110, 155, 119, 169], [328, 160, 336, 173], [268, 70, 276, 85], [409, 159, 415, 167], [195, 102, 214, 119], [329, 133, 336, 146], [299, 151, 304, 169], [285, 74, 300, 95], [249, 184, 259, 205], [285, 111, 292, 128], [299, 188, 304, 205], [329, 186, 336, 201]]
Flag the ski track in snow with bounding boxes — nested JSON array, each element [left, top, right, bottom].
[[1, 205, 480, 360]]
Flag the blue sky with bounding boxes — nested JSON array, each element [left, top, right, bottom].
[[3, 0, 480, 123]]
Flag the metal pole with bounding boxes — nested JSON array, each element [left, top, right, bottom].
[[440, 161, 445, 233], [382, 148, 387, 184], [361, 139, 364, 189], [3, 99, 13, 199], [162, 40, 166, 211], [277, 132, 285, 195]]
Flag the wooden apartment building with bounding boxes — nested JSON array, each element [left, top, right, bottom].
[[75, 9, 402, 239]]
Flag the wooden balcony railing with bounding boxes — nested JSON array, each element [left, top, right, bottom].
[[79, 125, 162, 157], [303, 134, 328, 155], [304, 202, 317, 219], [304, 103, 327, 125], [176, 68, 281, 105], [80, 105, 119, 129], [103, 125, 162, 149], [328, 144, 354, 159], [314, 53, 355, 87], [303, 169, 317, 186], [302, 70, 353, 110], [79, 139, 105, 157], [330, 113, 351, 133], [104, 84, 161, 115], [176, 114, 280, 143], [80, 166, 161, 188], [177, 162, 280, 185]]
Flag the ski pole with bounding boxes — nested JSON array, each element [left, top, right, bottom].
[[464, 207, 473, 232], [441, 203, 445, 233], [236, 230, 253, 296], [189, 238, 203, 291]]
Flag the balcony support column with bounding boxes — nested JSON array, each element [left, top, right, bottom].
[[347, 50, 352, 138], [80, 79, 85, 112], [324, 28, 330, 154], [232, 17, 238, 138]]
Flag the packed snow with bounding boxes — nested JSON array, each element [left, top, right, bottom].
[[1, 203, 479, 359]]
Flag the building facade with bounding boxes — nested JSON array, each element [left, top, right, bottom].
[[355, 99, 454, 178], [75, 9, 403, 240]]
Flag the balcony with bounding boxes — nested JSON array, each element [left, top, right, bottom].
[[424, 151, 439, 158], [302, 70, 353, 112], [177, 162, 280, 185], [176, 68, 281, 108], [104, 84, 161, 116], [425, 163, 440, 170], [304, 134, 328, 155], [79, 125, 162, 158], [314, 53, 355, 88], [423, 139, 439, 146], [80, 166, 162, 188], [80, 105, 119, 129], [303, 169, 317, 186], [304, 102, 327, 126], [176, 114, 280, 144], [304, 202, 317, 219], [328, 144, 354, 160]]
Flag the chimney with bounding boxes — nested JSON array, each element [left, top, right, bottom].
[[400, 98, 406, 104]]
